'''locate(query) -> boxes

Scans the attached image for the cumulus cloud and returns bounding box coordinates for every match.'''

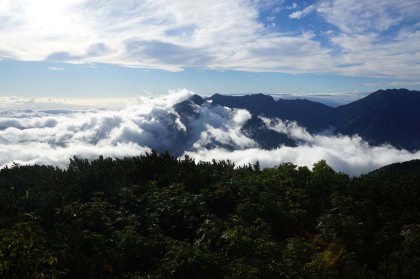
[1,90,419,176]
[0,89,256,168]
[0,90,187,168]
[186,117,420,176]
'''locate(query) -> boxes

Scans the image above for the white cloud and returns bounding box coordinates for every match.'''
[289,4,317,19]
[0,141,149,169]
[0,0,266,70]
[1,91,419,175]
[365,81,420,87]
[191,108,256,151]
[186,118,420,176]
[329,30,420,79]
[0,89,193,168]
[48,66,65,71]
[317,0,419,33]
[0,0,417,79]
[185,142,420,177]
[222,35,334,73]
[0,96,139,110]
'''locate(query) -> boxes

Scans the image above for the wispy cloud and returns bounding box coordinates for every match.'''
[365,81,420,87]
[0,0,418,78]
[0,96,139,110]
[316,0,419,33]
[289,4,317,19]
[48,66,65,71]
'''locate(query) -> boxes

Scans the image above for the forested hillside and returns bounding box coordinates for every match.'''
[1,153,419,278]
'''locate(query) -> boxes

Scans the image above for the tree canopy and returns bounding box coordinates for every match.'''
[0,153,419,278]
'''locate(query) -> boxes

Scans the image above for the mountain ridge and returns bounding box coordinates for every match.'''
[368,159,420,175]
[175,88,420,151]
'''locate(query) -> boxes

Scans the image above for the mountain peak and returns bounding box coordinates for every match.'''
[338,88,420,110]
[336,88,420,150]
[208,93,274,103]
[369,159,420,175]
[207,94,275,114]
[373,88,413,94]
[364,88,419,103]
[188,94,205,105]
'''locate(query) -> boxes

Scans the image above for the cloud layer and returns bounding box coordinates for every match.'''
[1,90,419,176]
[0,96,141,110]
[0,0,418,78]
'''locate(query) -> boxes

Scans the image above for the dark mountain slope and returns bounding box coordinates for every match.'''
[173,94,205,118]
[241,116,297,149]
[209,93,278,115]
[336,89,420,150]
[368,159,420,175]
[208,93,335,132]
[274,98,335,130]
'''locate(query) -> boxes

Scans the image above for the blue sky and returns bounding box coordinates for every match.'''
[0,0,419,100]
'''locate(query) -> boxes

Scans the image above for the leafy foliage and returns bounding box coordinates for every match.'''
[1,153,419,278]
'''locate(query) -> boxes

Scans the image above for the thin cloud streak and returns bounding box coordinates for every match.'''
[47,66,65,71]
[365,81,420,87]
[0,96,139,110]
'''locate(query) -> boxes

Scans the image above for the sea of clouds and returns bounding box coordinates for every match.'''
[1,89,419,176]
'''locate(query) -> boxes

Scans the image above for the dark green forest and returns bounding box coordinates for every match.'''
[0,152,419,278]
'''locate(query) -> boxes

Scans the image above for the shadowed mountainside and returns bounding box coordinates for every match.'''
[336,89,420,150]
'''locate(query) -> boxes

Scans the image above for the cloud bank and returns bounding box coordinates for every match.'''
[0,96,140,110]
[0,0,418,79]
[1,90,419,176]
[187,118,420,176]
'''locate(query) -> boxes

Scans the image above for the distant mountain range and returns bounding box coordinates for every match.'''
[174,88,420,151]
